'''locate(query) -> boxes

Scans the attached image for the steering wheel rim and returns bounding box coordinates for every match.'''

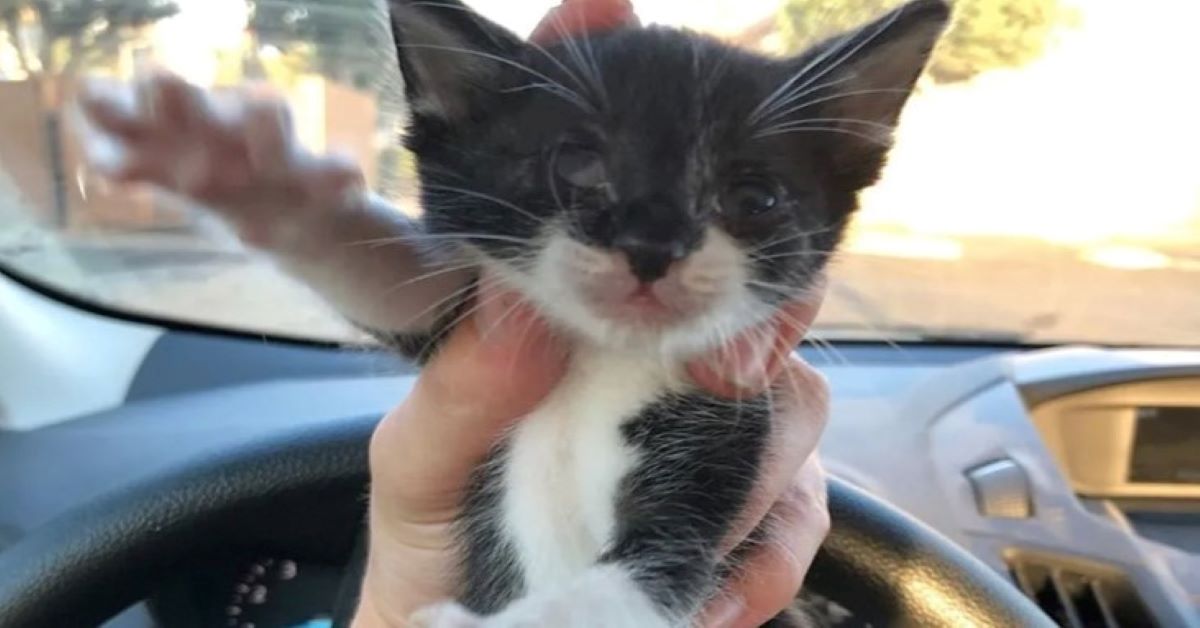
[0,415,1052,628]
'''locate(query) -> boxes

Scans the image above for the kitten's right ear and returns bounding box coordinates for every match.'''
[388,0,524,121]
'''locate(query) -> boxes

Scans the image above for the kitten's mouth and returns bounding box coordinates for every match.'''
[587,281,703,327]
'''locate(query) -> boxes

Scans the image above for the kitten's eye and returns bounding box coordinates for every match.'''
[723,178,779,216]
[555,145,607,189]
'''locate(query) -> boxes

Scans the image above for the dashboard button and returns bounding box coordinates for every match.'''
[966,458,1034,519]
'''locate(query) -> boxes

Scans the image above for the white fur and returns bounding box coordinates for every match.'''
[415,564,671,628]
[503,346,676,590]
[412,348,686,628]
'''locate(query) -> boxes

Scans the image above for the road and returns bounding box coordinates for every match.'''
[3,227,1197,350]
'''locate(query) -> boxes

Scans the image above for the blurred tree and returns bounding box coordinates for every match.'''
[248,0,408,200]
[0,0,178,78]
[777,0,1080,83]
[248,0,393,91]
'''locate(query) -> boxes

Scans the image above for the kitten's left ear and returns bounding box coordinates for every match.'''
[774,0,951,187]
[388,0,525,121]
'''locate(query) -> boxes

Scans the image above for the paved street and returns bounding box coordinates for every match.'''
[3,224,1197,350]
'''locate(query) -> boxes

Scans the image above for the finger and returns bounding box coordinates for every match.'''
[370,279,569,520]
[686,279,826,398]
[765,280,827,381]
[719,357,829,554]
[702,457,830,628]
[529,0,640,44]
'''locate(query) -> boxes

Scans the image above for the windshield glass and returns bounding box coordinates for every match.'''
[1,0,1197,346]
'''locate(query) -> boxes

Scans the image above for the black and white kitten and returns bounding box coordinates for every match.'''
[378,1,950,626]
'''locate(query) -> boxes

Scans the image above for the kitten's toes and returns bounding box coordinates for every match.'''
[409,601,483,628]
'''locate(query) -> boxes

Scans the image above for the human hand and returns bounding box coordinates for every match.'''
[354,281,570,627]
[353,283,830,628]
[692,292,832,628]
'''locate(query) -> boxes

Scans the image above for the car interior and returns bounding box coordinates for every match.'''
[1,0,1198,627]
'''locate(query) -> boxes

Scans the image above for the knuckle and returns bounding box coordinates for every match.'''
[789,365,830,428]
[809,499,832,538]
[781,469,830,533]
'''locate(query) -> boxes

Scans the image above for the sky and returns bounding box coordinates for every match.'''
[858,0,1200,249]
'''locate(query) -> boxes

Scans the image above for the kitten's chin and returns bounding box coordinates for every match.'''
[531,294,767,360]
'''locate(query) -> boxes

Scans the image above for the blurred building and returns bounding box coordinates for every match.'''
[0,2,382,235]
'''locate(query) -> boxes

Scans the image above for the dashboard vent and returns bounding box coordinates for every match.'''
[1007,553,1158,628]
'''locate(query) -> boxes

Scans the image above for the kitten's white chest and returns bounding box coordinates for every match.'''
[502,348,673,593]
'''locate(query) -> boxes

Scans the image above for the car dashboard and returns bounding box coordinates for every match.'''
[1,276,1198,627]
[147,555,344,628]
[818,345,1200,627]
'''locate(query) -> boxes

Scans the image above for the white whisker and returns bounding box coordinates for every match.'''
[352,232,534,248]
[751,75,856,128]
[758,87,913,129]
[756,116,896,137]
[422,182,549,227]
[749,4,903,125]
[752,125,890,145]
[387,279,479,328]
[397,42,596,113]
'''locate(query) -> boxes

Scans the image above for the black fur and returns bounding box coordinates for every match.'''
[605,393,772,616]
[381,0,949,624]
[457,446,526,613]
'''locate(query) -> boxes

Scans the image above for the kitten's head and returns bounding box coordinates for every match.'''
[390,0,948,353]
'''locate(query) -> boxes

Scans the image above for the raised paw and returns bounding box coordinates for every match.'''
[72,71,364,247]
[422,565,674,628]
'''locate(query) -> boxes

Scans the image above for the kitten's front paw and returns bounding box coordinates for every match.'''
[458,565,674,628]
[74,72,365,249]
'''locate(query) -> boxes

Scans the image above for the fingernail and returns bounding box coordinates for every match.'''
[708,595,747,628]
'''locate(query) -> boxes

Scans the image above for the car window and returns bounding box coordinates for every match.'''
[1,0,1197,345]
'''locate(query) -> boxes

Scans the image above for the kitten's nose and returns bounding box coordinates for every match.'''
[613,235,688,283]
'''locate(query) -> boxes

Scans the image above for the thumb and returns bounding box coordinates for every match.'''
[371,285,568,520]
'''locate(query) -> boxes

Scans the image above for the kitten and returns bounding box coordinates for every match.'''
[375,1,950,626]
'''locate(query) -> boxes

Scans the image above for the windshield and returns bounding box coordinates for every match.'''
[1,0,1197,346]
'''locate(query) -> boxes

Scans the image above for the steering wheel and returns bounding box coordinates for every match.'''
[0,415,1052,627]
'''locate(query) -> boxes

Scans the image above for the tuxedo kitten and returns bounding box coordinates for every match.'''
[381,1,949,625]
